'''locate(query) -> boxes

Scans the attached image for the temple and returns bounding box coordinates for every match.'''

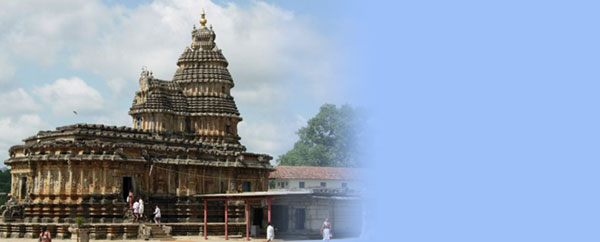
[0,10,274,239]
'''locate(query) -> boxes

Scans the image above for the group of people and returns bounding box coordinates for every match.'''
[127,191,161,225]
[37,191,332,242]
[266,218,332,242]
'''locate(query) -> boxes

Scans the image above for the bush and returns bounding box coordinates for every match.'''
[74,217,87,227]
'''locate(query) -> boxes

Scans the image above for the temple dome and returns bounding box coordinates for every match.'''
[191,9,216,51]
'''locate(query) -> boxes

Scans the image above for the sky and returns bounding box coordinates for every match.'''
[0,0,354,166]
[353,1,600,241]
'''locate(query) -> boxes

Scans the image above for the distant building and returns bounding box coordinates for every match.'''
[266,166,363,238]
[269,166,362,192]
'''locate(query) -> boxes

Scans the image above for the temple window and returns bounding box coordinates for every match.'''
[136,117,142,128]
[299,181,305,188]
[320,182,326,187]
[243,181,251,192]
[185,118,191,133]
[20,176,27,199]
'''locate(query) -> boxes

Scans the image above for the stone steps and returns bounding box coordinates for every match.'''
[144,223,173,240]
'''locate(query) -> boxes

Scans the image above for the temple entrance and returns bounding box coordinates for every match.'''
[295,208,305,230]
[272,205,289,232]
[122,177,133,200]
[253,208,263,226]
[20,176,27,199]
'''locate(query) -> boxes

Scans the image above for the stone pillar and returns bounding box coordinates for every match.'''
[202,167,205,194]
[67,163,73,196]
[102,162,108,195]
[168,169,172,194]
[56,225,69,239]
[79,166,85,195]
[57,167,63,194]
[91,165,96,195]
[45,169,51,195]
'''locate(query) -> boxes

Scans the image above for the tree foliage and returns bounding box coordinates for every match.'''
[0,168,10,205]
[277,104,363,167]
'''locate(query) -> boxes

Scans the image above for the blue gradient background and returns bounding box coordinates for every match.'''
[350,1,600,241]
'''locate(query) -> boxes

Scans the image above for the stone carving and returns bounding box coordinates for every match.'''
[138,224,152,240]
[123,207,135,222]
[0,202,25,221]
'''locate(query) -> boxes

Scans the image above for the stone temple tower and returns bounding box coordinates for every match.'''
[130,9,241,144]
[1,10,273,239]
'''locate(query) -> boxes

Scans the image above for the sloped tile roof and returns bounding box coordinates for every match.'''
[269,166,359,180]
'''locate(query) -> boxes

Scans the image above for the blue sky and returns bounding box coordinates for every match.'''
[353,1,600,241]
[0,0,354,165]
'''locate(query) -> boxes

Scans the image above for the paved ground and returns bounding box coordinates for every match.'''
[0,236,361,242]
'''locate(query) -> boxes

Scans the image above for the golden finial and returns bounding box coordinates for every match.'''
[200,8,207,26]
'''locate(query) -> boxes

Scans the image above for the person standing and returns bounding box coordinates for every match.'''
[139,198,145,220]
[133,200,140,222]
[321,218,332,242]
[39,226,51,242]
[153,205,161,225]
[266,222,274,242]
[127,190,134,209]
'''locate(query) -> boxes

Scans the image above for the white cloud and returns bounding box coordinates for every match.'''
[63,0,335,101]
[0,114,46,144]
[0,0,114,66]
[0,0,341,157]
[238,114,306,159]
[238,121,291,156]
[107,77,126,94]
[0,88,38,115]
[33,77,105,115]
[231,84,285,106]
[0,54,15,85]
[90,108,132,127]
[0,114,49,166]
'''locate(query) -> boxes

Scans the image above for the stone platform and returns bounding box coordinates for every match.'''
[0,222,247,239]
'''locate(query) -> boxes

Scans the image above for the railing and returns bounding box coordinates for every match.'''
[268,187,361,195]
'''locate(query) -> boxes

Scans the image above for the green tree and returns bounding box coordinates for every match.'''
[0,168,10,205]
[277,104,363,167]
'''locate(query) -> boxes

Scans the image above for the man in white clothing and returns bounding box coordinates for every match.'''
[132,201,140,222]
[266,222,274,242]
[321,218,332,242]
[153,205,161,225]
[139,199,144,219]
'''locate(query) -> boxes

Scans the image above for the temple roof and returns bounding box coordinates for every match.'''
[129,12,241,120]
[7,123,272,168]
[269,166,360,180]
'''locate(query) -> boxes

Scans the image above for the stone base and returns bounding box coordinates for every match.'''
[0,222,247,239]
[56,232,68,239]
[106,233,117,240]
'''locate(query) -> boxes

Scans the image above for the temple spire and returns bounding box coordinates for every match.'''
[200,8,207,27]
[191,9,216,51]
